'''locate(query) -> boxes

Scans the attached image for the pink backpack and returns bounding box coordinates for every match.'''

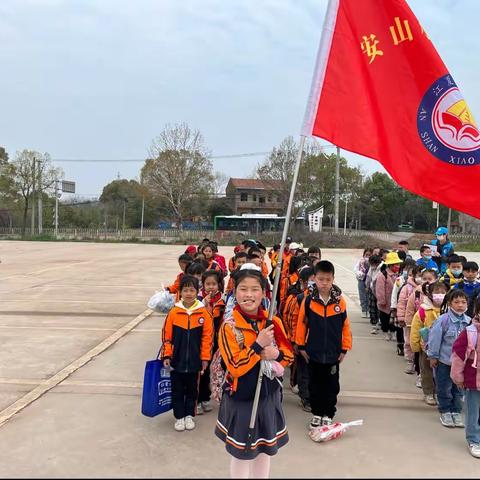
[465,324,478,369]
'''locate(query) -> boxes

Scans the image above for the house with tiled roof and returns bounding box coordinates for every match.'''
[225,178,285,215]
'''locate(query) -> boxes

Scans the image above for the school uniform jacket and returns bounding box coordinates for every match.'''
[218,308,294,400]
[295,285,352,364]
[161,300,213,373]
[166,272,184,295]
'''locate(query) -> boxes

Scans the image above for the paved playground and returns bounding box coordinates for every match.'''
[1,241,480,478]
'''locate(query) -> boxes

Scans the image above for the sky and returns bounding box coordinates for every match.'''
[0,0,478,198]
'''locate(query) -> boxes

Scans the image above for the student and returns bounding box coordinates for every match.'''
[226,252,248,293]
[161,275,214,432]
[410,281,448,406]
[198,270,226,415]
[455,262,480,317]
[397,240,412,261]
[428,289,470,428]
[375,252,402,341]
[354,248,373,318]
[280,255,305,308]
[187,262,207,294]
[166,254,193,299]
[432,227,455,274]
[268,244,281,283]
[255,242,270,279]
[307,246,321,261]
[201,243,223,274]
[366,255,383,334]
[295,261,352,428]
[450,297,480,458]
[283,266,315,412]
[397,265,423,374]
[416,246,439,272]
[440,254,464,289]
[210,241,227,274]
[215,269,293,478]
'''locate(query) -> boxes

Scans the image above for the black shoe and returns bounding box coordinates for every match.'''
[396,344,405,356]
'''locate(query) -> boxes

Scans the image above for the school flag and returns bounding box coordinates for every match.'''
[302,0,480,219]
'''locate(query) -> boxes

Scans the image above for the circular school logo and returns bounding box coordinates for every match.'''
[417,74,480,166]
[199,317,205,325]
[334,305,341,313]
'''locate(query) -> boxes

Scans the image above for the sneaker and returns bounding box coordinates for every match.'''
[370,327,378,335]
[322,417,333,426]
[309,415,322,429]
[468,443,480,458]
[424,394,437,406]
[383,332,390,341]
[300,399,312,412]
[196,404,204,415]
[291,385,299,395]
[185,415,195,430]
[362,311,369,318]
[415,375,422,389]
[201,401,213,413]
[404,361,415,375]
[452,412,465,428]
[440,412,455,428]
[174,418,185,432]
[397,345,405,356]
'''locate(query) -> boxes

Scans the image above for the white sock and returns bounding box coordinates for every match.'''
[250,453,271,479]
[230,457,250,479]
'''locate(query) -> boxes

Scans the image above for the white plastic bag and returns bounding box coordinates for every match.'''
[309,419,363,443]
[147,287,176,313]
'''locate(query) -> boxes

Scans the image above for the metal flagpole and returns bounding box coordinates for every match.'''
[334,147,340,233]
[245,134,307,451]
[55,179,59,239]
[140,197,145,238]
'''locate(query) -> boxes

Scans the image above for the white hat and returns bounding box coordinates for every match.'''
[289,242,303,251]
[240,263,262,272]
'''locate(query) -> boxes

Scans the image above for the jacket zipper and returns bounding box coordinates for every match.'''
[186,312,191,373]
[323,302,328,364]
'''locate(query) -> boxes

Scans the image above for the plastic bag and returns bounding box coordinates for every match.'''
[147,287,176,313]
[309,419,363,443]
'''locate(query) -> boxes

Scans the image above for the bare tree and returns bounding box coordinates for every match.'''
[11,150,63,236]
[141,123,215,226]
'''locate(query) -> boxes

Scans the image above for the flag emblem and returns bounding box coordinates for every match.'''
[417,74,480,165]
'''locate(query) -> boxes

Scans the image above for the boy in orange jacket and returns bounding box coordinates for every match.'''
[295,261,352,429]
[162,275,213,432]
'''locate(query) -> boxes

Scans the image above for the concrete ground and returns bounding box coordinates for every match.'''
[1,241,480,478]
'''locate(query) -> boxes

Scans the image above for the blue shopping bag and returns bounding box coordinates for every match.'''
[141,349,172,417]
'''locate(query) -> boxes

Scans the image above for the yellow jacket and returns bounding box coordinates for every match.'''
[410,302,440,353]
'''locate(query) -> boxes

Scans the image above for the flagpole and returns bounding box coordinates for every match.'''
[245,134,307,451]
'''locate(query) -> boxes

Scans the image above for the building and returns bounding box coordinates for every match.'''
[225,178,285,215]
[459,213,480,234]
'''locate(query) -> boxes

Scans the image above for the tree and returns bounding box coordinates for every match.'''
[140,123,215,226]
[9,150,63,236]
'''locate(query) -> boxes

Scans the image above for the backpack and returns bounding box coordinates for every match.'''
[465,324,479,369]
[209,318,244,403]
[418,310,446,349]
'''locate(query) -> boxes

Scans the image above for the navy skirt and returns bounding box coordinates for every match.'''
[215,388,288,460]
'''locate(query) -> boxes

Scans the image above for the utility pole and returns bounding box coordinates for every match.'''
[31,158,36,235]
[343,197,348,235]
[140,196,145,238]
[54,179,60,238]
[447,207,452,232]
[122,199,127,231]
[334,147,340,233]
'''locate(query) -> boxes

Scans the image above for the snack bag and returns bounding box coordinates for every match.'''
[309,420,363,443]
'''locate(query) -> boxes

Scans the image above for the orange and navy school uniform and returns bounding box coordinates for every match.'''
[207,258,224,275]
[217,306,293,400]
[261,261,269,279]
[201,291,226,345]
[161,300,214,372]
[228,256,236,274]
[280,272,299,310]
[282,286,306,343]
[295,285,352,364]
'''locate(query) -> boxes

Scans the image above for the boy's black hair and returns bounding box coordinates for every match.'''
[179,274,199,292]
[247,253,261,261]
[458,255,468,266]
[399,240,409,246]
[314,260,335,276]
[368,254,382,267]
[202,269,225,292]
[242,240,257,250]
[234,251,248,260]
[441,288,469,314]
[420,245,432,254]
[447,254,462,265]
[234,269,267,291]
[248,246,262,256]
[256,241,266,252]
[299,266,314,282]
[464,261,479,272]
[178,253,193,263]
[272,243,281,252]
[289,255,304,275]
[397,250,407,262]
[307,246,321,256]
[187,261,207,275]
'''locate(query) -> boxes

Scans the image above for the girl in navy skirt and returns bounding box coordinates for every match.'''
[215,269,293,478]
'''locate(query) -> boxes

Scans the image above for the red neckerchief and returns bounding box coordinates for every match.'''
[234,304,266,322]
[202,290,222,305]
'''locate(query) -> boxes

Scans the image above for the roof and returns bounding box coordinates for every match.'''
[227,178,285,190]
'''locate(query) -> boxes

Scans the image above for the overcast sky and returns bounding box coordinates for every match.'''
[0,0,478,198]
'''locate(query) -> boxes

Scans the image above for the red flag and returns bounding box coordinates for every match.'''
[302,0,480,219]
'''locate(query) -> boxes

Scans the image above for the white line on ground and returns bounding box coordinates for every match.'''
[0,308,153,428]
